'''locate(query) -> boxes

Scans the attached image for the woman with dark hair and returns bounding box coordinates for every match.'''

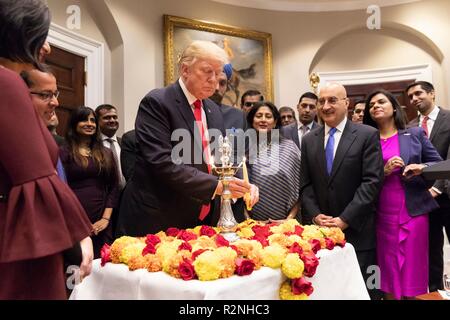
[60,107,120,258]
[246,101,301,221]
[0,0,93,299]
[363,89,442,299]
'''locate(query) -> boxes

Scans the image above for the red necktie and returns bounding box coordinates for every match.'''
[193,99,211,221]
[421,116,429,137]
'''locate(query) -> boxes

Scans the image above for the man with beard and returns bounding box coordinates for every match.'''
[407,81,450,292]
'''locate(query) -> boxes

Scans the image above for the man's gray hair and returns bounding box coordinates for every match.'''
[178,40,229,73]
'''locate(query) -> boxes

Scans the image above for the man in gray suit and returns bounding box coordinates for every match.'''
[282,92,320,149]
[300,83,384,299]
[407,81,450,292]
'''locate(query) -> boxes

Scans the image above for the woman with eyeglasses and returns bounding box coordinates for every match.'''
[60,107,120,259]
[246,101,301,222]
[0,0,93,299]
[363,89,442,300]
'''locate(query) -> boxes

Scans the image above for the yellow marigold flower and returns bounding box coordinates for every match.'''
[155,231,169,241]
[110,236,142,263]
[215,247,237,278]
[269,225,284,234]
[156,239,183,265]
[189,235,217,252]
[145,254,162,272]
[236,227,255,239]
[262,244,286,269]
[279,281,308,300]
[128,255,148,271]
[193,251,222,281]
[120,242,146,264]
[163,251,191,278]
[268,233,289,248]
[233,239,262,257]
[282,253,304,279]
[286,235,303,247]
[302,225,324,240]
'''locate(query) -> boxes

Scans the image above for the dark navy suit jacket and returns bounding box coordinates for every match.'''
[397,127,442,216]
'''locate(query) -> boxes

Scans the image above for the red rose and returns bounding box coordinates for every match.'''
[302,253,319,277]
[294,225,304,236]
[145,234,161,246]
[337,240,347,248]
[251,235,269,247]
[200,225,217,237]
[215,235,230,247]
[166,227,181,237]
[177,230,198,242]
[192,249,208,260]
[325,238,335,250]
[252,225,272,238]
[289,242,303,257]
[178,241,192,252]
[142,243,156,255]
[235,258,255,276]
[100,243,111,267]
[178,258,196,281]
[309,239,321,254]
[291,277,314,296]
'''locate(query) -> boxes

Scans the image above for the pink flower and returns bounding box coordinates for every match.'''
[178,258,196,281]
[166,227,181,237]
[301,253,320,277]
[252,225,272,238]
[177,230,198,242]
[145,234,161,246]
[100,243,111,267]
[215,235,229,247]
[200,225,217,237]
[178,241,192,252]
[309,239,321,254]
[325,238,336,250]
[235,258,255,276]
[289,242,304,257]
[142,243,156,255]
[291,277,314,296]
[251,235,269,247]
[294,225,304,236]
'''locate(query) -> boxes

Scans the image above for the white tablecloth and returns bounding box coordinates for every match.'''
[70,243,369,300]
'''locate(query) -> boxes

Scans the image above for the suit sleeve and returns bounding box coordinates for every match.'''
[339,130,384,231]
[120,132,136,182]
[300,135,322,223]
[135,93,218,203]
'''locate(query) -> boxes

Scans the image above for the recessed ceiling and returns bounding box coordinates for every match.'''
[210,0,422,12]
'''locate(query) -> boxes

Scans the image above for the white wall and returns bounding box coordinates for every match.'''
[46,0,450,131]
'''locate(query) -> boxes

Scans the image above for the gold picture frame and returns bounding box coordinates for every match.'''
[164,15,273,106]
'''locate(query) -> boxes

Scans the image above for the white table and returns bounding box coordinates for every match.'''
[70,243,369,300]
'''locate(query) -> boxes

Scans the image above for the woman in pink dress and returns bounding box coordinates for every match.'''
[363,89,442,299]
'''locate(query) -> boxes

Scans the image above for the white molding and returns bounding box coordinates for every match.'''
[211,0,421,12]
[47,23,104,108]
[317,64,432,90]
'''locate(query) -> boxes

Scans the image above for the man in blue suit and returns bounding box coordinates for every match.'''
[117,41,258,236]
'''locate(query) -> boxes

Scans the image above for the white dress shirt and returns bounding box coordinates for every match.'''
[324,117,348,158]
[297,121,314,147]
[419,105,439,136]
[101,133,125,187]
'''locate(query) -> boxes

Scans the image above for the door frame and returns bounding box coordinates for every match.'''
[317,64,432,88]
[47,23,105,108]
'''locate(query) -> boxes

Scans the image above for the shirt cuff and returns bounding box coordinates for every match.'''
[431,186,442,195]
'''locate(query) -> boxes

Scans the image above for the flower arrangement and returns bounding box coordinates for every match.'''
[101,219,346,300]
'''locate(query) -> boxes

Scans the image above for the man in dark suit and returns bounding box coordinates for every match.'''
[406,81,450,292]
[282,92,320,149]
[116,41,257,237]
[300,83,384,299]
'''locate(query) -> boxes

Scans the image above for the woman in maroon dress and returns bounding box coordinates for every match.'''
[60,107,120,258]
[0,0,93,299]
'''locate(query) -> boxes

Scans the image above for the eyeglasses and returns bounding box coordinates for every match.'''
[318,96,347,107]
[218,80,227,86]
[244,102,256,108]
[354,109,364,114]
[30,90,60,101]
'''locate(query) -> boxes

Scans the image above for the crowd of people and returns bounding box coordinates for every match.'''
[1,0,450,301]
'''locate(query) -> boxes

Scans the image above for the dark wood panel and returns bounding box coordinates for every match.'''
[345,80,417,122]
[44,46,85,137]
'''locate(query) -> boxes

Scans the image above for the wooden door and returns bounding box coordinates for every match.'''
[345,80,417,122]
[44,46,85,137]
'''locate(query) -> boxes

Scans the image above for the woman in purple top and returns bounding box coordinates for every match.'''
[60,106,120,258]
[363,89,442,299]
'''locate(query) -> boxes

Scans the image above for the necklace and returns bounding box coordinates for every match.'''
[80,146,92,157]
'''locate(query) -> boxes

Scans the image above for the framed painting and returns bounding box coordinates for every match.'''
[164,15,273,107]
